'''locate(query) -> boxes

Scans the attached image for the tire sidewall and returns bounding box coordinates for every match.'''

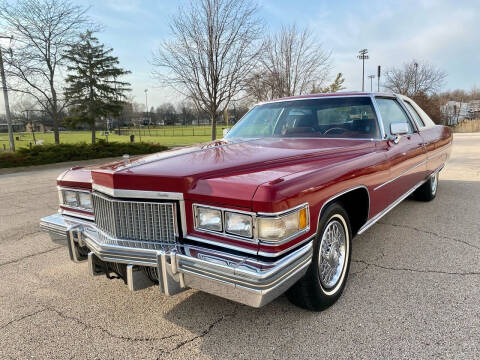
[430,172,438,197]
[311,203,352,301]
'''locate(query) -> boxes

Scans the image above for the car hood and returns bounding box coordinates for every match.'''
[59,138,374,207]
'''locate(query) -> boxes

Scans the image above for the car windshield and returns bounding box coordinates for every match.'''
[226,97,380,139]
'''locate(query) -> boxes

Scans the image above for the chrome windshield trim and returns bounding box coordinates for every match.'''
[229,94,384,141]
[371,94,387,139]
[260,94,374,105]
[226,136,380,141]
[92,184,184,200]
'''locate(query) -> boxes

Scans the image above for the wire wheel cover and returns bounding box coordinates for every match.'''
[319,219,347,289]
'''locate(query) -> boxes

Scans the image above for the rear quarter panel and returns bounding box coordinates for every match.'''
[421,125,453,172]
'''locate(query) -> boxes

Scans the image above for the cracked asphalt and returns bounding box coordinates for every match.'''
[1,133,479,359]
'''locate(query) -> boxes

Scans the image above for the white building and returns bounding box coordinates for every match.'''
[441,101,469,125]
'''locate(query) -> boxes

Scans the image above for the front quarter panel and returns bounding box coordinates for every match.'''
[253,143,387,256]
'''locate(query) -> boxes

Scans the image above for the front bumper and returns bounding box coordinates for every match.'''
[40,213,313,307]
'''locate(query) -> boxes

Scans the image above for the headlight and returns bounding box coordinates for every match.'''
[78,192,92,209]
[225,212,252,238]
[63,190,79,207]
[61,189,92,210]
[258,206,308,242]
[196,206,222,232]
[193,203,308,242]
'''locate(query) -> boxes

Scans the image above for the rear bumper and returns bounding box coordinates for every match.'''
[40,213,313,307]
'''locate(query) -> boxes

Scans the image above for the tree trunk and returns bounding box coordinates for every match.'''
[52,112,60,144]
[50,82,60,144]
[91,121,96,144]
[211,113,217,141]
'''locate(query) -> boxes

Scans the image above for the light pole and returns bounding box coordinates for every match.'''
[144,89,149,124]
[368,75,375,92]
[377,65,381,92]
[0,35,14,151]
[357,49,369,92]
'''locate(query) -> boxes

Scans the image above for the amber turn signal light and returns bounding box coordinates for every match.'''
[299,208,308,229]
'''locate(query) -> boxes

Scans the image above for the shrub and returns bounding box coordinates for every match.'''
[0,141,169,168]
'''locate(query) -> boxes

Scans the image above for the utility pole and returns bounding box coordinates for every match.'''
[0,35,14,151]
[368,75,375,92]
[377,65,381,92]
[357,49,369,92]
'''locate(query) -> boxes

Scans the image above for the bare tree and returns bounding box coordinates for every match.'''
[152,0,263,140]
[250,24,331,102]
[0,0,91,144]
[244,71,279,103]
[384,60,446,97]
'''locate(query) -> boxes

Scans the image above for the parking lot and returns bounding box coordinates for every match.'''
[0,133,479,359]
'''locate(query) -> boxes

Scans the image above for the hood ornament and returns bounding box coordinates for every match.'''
[122,154,130,165]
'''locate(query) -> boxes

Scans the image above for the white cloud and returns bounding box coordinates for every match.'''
[307,0,480,91]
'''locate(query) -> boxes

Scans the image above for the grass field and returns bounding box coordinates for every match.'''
[0,126,227,151]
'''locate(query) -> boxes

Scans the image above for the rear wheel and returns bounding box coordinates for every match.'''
[414,172,438,202]
[287,203,351,311]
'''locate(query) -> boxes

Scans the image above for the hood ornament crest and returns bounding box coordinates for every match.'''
[122,154,130,165]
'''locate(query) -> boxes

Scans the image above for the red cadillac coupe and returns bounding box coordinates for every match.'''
[41,92,452,310]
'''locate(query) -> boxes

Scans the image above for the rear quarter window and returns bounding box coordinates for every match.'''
[404,101,425,127]
[400,96,436,128]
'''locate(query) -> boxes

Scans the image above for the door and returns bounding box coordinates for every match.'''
[373,97,427,206]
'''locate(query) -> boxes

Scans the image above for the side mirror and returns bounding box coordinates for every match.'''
[390,122,409,143]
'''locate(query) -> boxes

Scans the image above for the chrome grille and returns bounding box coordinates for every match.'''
[92,192,176,249]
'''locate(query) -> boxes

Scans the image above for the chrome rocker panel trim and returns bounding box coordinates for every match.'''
[39,213,313,308]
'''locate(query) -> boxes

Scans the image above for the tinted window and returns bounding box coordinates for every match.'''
[376,98,414,137]
[226,97,380,139]
[404,101,425,127]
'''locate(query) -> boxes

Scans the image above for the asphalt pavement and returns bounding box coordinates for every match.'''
[0,133,479,359]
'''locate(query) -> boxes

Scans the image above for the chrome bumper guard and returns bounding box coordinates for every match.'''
[40,213,313,307]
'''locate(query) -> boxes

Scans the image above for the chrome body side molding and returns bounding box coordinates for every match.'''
[358,166,443,235]
[373,160,427,191]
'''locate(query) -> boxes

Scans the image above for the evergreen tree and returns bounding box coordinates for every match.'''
[64,31,131,143]
[311,73,346,94]
[326,73,346,93]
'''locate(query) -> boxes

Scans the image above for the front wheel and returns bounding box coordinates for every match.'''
[287,203,352,311]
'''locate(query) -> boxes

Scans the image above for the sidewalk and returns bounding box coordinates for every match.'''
[0,156,121,175]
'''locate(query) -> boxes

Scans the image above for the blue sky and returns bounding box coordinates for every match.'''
[2,0,480,111]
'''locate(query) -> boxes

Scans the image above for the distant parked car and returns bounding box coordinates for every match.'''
[41,92,452,310]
